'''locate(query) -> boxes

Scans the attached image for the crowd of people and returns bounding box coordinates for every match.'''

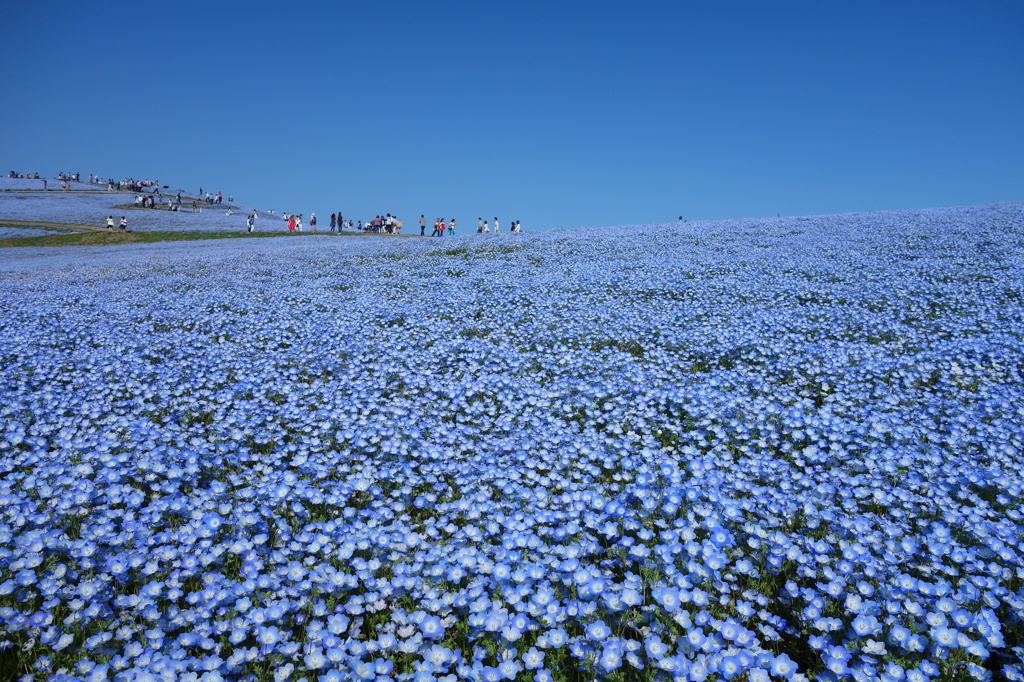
[361,214,402,234]
[15,166,534,238]
[113,177,160,192]
[200,191,226,204]
[422,217,456,236]
[271,212,524,236]
[329,214,352,231]
[475,217,522,233]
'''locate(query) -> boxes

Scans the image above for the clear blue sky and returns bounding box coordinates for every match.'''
[4,1,1022,230]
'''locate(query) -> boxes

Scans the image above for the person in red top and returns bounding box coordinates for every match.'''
[288,215,296,231]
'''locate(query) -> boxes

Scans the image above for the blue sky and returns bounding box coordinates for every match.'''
[3,1,1022,230]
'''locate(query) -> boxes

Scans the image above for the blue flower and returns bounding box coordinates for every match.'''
[771,653,798,680]
[420,615,445,640]
[585,620,610,641]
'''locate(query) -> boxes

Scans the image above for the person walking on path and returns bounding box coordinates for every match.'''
[310,212,318,233]
[296,214,303,232]
[449,219,455,236]
[420,215,426,236]
[247,213,255,233]
[288,215,296,231]
[330,213,337,232]
[494,217,500,234]
[477,217,483,233]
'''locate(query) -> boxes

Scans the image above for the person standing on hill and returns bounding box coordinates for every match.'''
[420,215,426,236]
[119,216,127,232]
[449,219,455,236]
[310,212,318,233]
[288,215,296,231]
[106,216,114,231]
[330,213,337,232]
[477,217,483,233]
[247,214,255,232]
[494,217,500,234]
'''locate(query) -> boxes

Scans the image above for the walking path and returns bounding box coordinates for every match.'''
[0,219,104,232]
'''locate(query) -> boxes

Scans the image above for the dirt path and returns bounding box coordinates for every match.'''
[0,219,106,232]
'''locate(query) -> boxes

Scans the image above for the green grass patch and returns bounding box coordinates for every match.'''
[0,229,342,248]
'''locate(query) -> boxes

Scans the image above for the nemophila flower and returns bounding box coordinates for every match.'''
[862,639,888,656]
[932,626,960,647]
[483,611,507,633]
[420,615,445,640]
[257,625,282,647]
[689,656,711,682]
[905,668,928,682]
[687,628,707,648]
[652,586,681,612]
[852,614,882,637]
[747,667,771,682]
[597,639,623,672]
[771,653,798,680]
[424,644,454,668]
[586,620,611,641]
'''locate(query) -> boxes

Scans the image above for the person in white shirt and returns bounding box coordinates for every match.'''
[494,217,499,233]
[482,220,490,233]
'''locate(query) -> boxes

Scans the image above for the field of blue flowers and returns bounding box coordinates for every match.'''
[1,204,1023,682]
